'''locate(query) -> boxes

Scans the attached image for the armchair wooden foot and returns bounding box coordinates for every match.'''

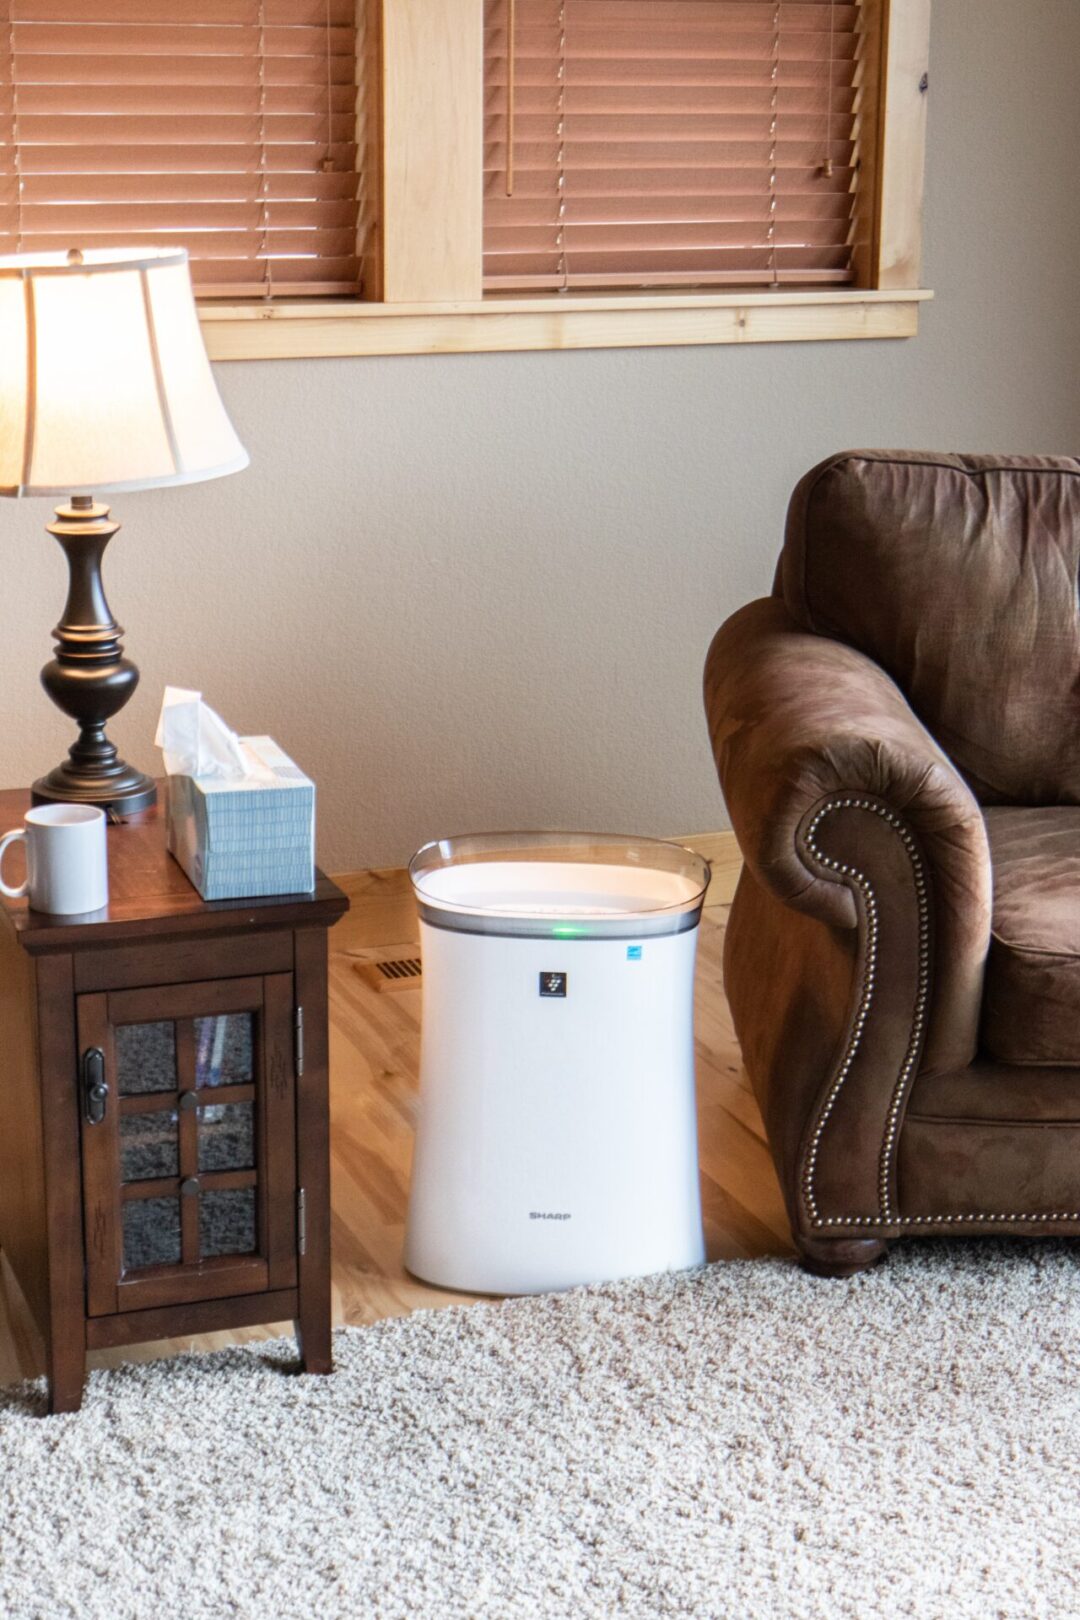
[796,1236,889,1278]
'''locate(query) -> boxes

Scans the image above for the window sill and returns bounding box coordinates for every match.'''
[198,287,933,362]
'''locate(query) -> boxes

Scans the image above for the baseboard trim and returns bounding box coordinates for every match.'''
[672,830,741,907]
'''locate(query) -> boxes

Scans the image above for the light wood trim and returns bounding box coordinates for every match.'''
[200,288,930,361]
[874,0,932,289]
[379,0,483,302]
[357,0,383,302]
[675,831,742,908]
[849,0,886,291]
[194,0,932,356]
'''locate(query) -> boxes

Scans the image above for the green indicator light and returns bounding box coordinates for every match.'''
[552,925,585,938]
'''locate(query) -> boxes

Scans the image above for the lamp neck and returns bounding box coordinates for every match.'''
[47,497,122,645]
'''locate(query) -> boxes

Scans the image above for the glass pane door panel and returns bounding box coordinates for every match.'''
[200,1188,257,1257]
[197,1102,255,1172]
[115,1021,177,1095]
[122,1197,181,1269]
[120,1109,179,1181]
[195,1013,254,1088]
[79,974,296,1314]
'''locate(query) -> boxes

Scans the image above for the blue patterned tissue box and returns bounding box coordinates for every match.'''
[165,736,315,901]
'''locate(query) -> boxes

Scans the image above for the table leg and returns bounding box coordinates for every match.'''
[46,1337,85,1414]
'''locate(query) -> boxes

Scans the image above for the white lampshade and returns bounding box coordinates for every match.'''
[0,247,248,497]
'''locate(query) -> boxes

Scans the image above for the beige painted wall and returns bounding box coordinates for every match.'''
[2,0,1078,872]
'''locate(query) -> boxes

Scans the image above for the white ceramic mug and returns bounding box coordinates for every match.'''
[0,804,109,915]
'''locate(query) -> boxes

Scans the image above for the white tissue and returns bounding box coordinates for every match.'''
[155,687,250,780]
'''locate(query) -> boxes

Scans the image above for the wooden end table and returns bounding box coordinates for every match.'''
[0,785,348,1413]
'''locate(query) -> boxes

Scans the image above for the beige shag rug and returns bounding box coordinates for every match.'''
[1,1244,1078,1620]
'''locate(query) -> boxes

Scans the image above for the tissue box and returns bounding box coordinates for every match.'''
[166,737,315,901]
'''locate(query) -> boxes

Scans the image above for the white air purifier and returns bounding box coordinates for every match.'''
[404,832,709,1295]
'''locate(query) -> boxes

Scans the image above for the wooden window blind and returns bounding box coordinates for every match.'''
[0,0,362,297]
[483,0,865,292]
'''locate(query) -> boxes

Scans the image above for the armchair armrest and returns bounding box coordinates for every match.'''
[704,596,992,1081]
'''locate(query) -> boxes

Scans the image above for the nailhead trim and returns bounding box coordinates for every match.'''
[800,797,1080,1233]
[801,796,929,1227]
[813,1210,1080,1227]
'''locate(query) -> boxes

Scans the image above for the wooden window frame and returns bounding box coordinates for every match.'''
[199,0,932,362]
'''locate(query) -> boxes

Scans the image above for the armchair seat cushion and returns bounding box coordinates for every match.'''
[982,807,1080,1065]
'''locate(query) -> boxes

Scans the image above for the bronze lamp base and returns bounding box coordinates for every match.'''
[32,496,157,816]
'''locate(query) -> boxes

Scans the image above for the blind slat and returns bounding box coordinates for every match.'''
[14,168,357,202]
[484,266,851,289]
[9,54,355,87]
[10,226,359,255]
[484,142,855,169]
[5,1,356,26]
[483,0,866,293]
[20,198,358,230]
[1,1,363,298]
[483,166,858,197]
[5,23,358,56]
[17,113,359,143]
[11,85,358,116]
[501,0,856,18]
[489,254,852,273]
[486,87,858,110]
[497,37,859,61]
[486,113,855,137]
[485,193,854,222]
[486,218,852,246]
[14,143,359,175]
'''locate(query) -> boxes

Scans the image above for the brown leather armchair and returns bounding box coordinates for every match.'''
[704,451,1080,1275]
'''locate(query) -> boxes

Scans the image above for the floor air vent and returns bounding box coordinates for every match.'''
[353,957,423,993]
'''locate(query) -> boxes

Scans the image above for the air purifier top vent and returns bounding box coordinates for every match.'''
[409,832,710,941]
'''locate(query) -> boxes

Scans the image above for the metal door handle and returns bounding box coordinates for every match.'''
[82,1047,108,1125]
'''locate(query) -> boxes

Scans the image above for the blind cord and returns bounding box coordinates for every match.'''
[322,0,334,173]
[505,0,515,196]
[6,2,23,251]
[556,0,568,291]
[256,0,275,300]
[767,1,781,288]
[822,0,835,177]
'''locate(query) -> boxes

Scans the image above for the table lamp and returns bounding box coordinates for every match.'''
[0,247,248,815]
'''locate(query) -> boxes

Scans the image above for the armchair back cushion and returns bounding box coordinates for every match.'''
[776,452,1080,805]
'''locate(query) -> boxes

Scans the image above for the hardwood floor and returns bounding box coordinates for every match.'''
[0,832,792,1384]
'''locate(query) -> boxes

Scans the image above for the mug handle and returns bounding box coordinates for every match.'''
[0,828,29,899]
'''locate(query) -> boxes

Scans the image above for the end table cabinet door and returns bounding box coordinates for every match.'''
[78,974,299,1317]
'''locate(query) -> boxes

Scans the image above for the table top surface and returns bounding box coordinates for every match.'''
[0,785,348,953]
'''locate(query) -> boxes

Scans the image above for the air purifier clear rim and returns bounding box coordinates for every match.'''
[409,830,711,940]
